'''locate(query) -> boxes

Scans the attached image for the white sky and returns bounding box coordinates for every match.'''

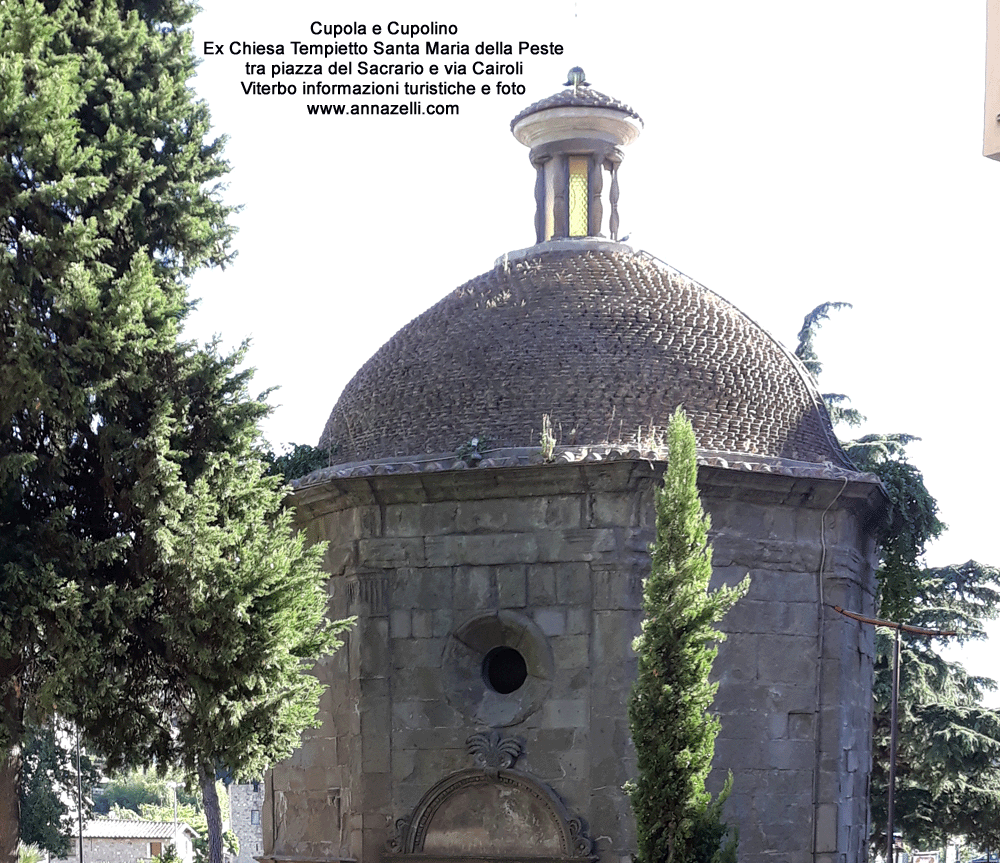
[184,1,1000,697]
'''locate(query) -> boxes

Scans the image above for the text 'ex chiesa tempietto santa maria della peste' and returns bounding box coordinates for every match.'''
[261,70,887,863]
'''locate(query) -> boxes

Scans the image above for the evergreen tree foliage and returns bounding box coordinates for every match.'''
[794,305,1000,855]
[794,301,853,378]
[627,410,748,863]
[2,0,234,856]
[95,767,200,816]
[261,442,330,481]
[796,306,946,618]
[18,720,99,858]
[794,302,864,426]
[1,3,348,862]
[870,561,1000,854]
[820,392,866,430]
[844,434,945,621]
[61,342,353,863]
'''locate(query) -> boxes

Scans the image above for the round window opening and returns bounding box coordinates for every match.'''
[482,646,528,694]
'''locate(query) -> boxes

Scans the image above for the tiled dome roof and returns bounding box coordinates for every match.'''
[320,246,850,468]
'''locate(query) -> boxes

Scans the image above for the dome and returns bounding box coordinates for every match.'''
[510,83,642,130]
[319,245,849,468]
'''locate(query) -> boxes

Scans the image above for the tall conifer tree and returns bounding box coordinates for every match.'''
[869,563,1000,854]
[795,306,1000,855]
[68,342,352,863]
[2,0,232,854]
[627,410,747,863]
[1,3,345,861]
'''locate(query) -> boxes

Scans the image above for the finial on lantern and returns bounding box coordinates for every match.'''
[564,67,589,89]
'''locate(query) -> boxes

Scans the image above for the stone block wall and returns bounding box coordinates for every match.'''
[61,838,158,863]
[58,831,196,863]
[230,782,265,863]
[265,459,882,863]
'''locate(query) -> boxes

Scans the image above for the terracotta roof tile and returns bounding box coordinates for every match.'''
[320,247,851,469]
[82,821,197,839]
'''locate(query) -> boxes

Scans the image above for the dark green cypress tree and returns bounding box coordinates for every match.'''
[68,342,352,863]
[627,410,748,863]
[0,3,344,862]
[2,0,232,855]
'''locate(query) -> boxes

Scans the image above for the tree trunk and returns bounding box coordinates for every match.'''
[1,666,23,863]
[198,761,224,863]
[0,746,20,863]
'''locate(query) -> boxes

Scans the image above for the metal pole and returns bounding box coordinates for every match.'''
[886,627,900,863]
[75,725,84,863]
[832,606,956,863]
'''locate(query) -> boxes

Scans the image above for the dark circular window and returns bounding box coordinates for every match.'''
[443,611,553,726]
[482,646,528,694]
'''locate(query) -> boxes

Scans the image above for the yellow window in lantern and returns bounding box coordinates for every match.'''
[568,157,589,237]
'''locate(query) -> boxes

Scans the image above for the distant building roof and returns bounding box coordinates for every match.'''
[83,820,198,840]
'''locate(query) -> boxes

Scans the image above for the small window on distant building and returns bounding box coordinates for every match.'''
[149,843,163,858]
[250,810,261,825]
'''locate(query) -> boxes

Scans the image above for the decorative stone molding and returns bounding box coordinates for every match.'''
[386,817,411,856]
[384,769,595,860]
[441,611,554,728]
[345,575,388,614]
[466,730,524,774]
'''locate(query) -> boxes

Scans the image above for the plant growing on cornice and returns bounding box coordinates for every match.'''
[540,415,556,462]
[456,435,492,466]
[627,409,748,863]
[630,424,667,454]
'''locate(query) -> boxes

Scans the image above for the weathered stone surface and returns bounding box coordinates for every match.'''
[497,564,527,606]
[425,533,539,566]
[527,564,559,604]
[392,568,453,610]
[533,607,567,636]
[555,563,593,604]
[592,568,643,611]
[391,637,447,670]
[452,565,495,609]
[268,460,883,863]
[357,537,425,568]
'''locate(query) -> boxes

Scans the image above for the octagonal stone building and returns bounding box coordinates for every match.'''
[262,73,885,863]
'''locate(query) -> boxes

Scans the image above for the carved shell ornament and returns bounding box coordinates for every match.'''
[466,730,524,770]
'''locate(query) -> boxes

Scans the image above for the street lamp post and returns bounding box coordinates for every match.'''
[166,781,179,859]
[75,724,83,863]
[833,606,957,863]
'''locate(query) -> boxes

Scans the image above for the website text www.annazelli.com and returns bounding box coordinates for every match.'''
[306,101,459,115]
